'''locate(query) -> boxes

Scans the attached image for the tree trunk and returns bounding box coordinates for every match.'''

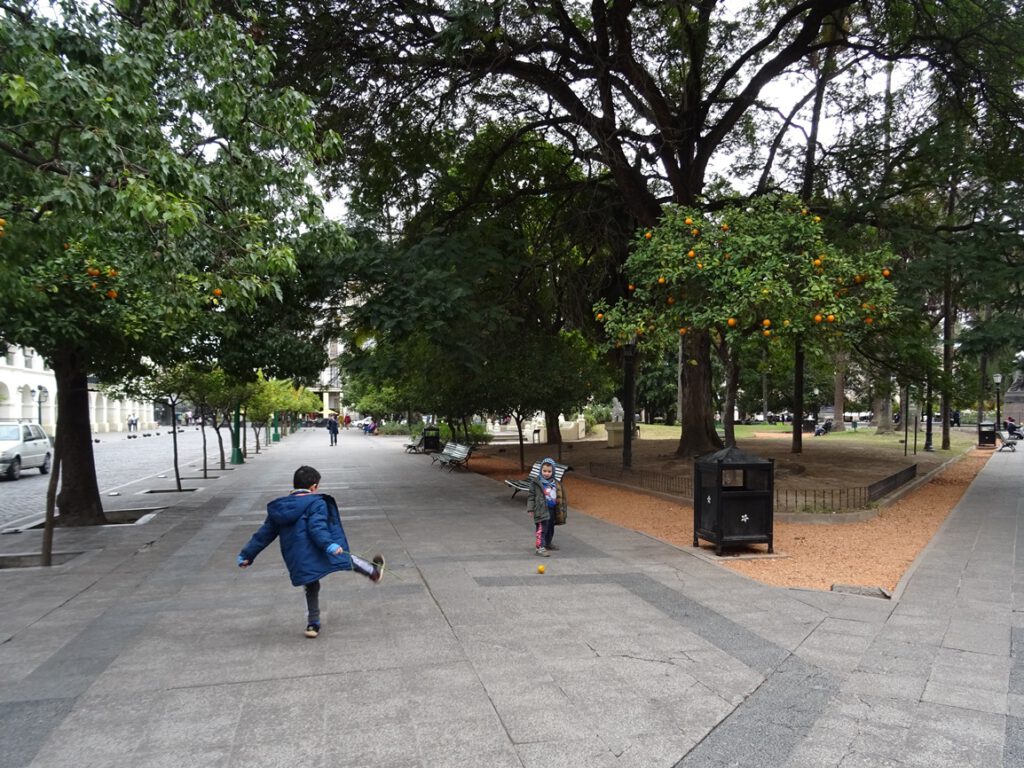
[941,259,953,449]
[791,337,805,454]
[722,354,739,447]
[52,348,107,525]
[42,429,61,565]
[513,412,527,470]
[200,418,209,479]
[874,379,894,434]
[169,401,182,491]
[832,351,848,432]
[675,330,723,457]
[544,411,562,445]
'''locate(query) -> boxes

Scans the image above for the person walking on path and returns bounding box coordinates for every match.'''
[527,457,565,557]
[326,414,339,446]
[343,413,351,430]
[237,465,385,638]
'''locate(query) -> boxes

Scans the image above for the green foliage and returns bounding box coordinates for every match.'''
[596,196,899,351]
[0,0,331,373]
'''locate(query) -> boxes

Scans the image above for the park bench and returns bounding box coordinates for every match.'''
[996,430,1018,452]
[430,442,458,465]
[436,443,473,471]
[404,434,425,453]
[505,459,572,499]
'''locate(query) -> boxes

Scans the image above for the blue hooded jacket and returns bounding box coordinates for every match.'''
[239,492,352,586]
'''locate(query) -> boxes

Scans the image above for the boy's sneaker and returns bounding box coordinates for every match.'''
[369,553,385,583]
[304,623,320,639]
[536,547,550,557]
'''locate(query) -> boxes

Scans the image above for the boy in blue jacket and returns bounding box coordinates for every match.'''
[238,465,384,638]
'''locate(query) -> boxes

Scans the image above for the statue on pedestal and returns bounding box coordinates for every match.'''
[611,397,624,422]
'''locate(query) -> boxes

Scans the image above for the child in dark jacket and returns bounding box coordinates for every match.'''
[238,465,384,638]
[527,457,563,557]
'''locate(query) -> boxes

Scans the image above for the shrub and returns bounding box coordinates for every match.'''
[584,402,613,434]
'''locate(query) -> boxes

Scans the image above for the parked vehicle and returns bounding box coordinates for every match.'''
[0,421,53,480]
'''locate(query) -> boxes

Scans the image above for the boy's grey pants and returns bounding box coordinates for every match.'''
[303,555,375,624]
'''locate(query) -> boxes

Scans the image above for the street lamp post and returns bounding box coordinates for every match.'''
[623,340,636,469]
[994,372,1003,431]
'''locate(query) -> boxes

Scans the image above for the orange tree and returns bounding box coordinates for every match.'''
[595,195,899,450]
[0,2,331,524]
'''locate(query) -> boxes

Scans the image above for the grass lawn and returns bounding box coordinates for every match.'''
[604,420,979,455]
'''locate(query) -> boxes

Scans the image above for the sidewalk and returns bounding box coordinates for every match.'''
[0,428,1020,767]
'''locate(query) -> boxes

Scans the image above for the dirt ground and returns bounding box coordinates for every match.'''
[469,431,992,593]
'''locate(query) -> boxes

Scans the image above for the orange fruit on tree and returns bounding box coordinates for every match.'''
[882,268,891,277]
[727,317,737,327]
[87,266,100,276]
[696,262,704,269]
[691,228,699,236]
[667,296,675,305]
[596,312,604,321]
[763,329,771,337]
[657,276,666,284]
[213,287,223,296]
[762,319,771,327]
[854,274,863,283]
[90,282,98,290]
[864,317,874,324]
[813,215,821,222]
[687,250,695,258]
[814,313,823,323]
[812,258,822,267]
[684,217,693,225]
[678,327,688,336]
[783,319,791,327]
[721,223,729,231]
[826,314,835,322]
[106,289,118,299]
[644,231,652,240]
[107,268,118,277]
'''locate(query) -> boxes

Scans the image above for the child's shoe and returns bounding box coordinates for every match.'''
[546,543,559,551]
[535,547,550,557]
[304,623,320,638]
[369,553,385,583]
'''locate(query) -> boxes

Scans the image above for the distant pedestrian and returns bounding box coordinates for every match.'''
[343,413,351,430]
[326,414,339,446]
[527,457,565,557]
[237,465,385,638]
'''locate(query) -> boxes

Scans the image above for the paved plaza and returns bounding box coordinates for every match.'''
[0,427,1021,767]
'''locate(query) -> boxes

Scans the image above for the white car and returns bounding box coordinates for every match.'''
[0,422,52,480]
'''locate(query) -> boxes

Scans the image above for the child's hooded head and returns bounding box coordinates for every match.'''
[540,458,556,481]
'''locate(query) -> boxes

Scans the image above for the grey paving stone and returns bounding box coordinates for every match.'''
[2,429,1022,768]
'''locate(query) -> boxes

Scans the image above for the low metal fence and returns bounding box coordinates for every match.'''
[588,463,693,497]
[587,462,919,512]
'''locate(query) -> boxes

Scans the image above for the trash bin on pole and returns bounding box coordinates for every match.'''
[422,426,441,452]
[693,446,774,556]
[978,421,996,447]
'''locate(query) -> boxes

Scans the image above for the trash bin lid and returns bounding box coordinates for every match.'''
[695,445,772,467]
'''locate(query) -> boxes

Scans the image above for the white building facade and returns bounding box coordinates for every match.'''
[0,345,155,434]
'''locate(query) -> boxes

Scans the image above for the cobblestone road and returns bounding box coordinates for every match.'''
[0,427,233,528]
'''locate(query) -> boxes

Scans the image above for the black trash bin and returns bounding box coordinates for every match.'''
[693,446,774,555]
[978,421,996,447]
[802,418,816,433]
[422,426,441,452]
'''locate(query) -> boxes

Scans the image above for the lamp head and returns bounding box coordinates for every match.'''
[994,373,1003,385]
